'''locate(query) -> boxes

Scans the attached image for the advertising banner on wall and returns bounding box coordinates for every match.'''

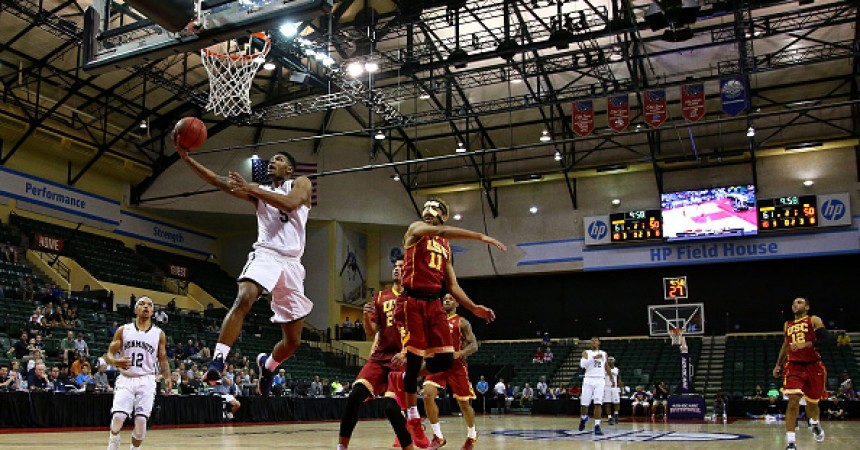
[583,216,611,246]
[114,211,215,256]
[0,167,120,225]
[817,193,851,227]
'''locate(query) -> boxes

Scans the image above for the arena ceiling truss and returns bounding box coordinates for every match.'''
[0,0,858,216]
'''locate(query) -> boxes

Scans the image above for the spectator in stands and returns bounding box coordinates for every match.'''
[58,364,73,387]
[74,332,88,357]
[542,332,551,347]
[836,331,851,347]
[272,369,287,396]
[653,381,669,419]
[186,363,198,380]
[554,383,565,399]
[21,276,34,303]
[28,361,49,391]
[26,312,43,340]
[8,360,25,391]
[310,375,323,396]
[70,352,91,376]
[75,364,94,388]
[568,384,581,398]
[179,372,197,395]
[154,307,168,325]
[752,384,765,399]
[475,375,489,413]
[33,335,45,356]
[47,366,65,392]
[543,346,554,364]
[494,378,507,414]
[536,377,548,398]
[60,330,75,364]
[839,371,855,400]
[532,346,544,364]
[48,304,65,328]
[521,383,534,407]
[713,392,728,420]
[7,333,29,360]
[331,378,344,396]
[167,298,176,312]
[93,364,112,392]
[2,241,18,263]
[50,284,64,300]
[129,293,136,309]
[825,394,847,419]
[64,305,79,328]
[631,386,651,417]
[198,342,211,360]
[0,364,15,391]
[184,339,198,360]
[107,321,119,337]
[341,316,353,339]
[96,355,117,379]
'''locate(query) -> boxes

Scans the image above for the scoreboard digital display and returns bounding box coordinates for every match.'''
[610,210,662,242]
[757,195,817,230]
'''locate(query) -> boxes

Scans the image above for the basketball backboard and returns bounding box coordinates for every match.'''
[648,303,705,337]
[83,0,332,73]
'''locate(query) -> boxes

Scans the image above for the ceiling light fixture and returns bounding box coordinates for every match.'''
[139,119,148,129]
[455,142,466,153]
[611,198,621,205]
[347,62,364,77]
[510,76,523,84]
[746,126,756,137]
[263,61,276,71]
[554,151,562,161]
[529,206,539,214]
[419,91,431,100]
[279,22,298,37]
[391,173,400,181]
[321,55,335,67]
[375,130,385,140]
[251,154,259,160]
[453,213,462,221]
[540,129,552,142]
[364,60,379,73]
[803,180,814,187]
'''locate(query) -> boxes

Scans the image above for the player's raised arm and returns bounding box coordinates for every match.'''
[158,331,172,392]
[457,317,479,360]
[362,294,379,337]
[232,173,312,212]
[406,221,506,251]
[444,263,495,323]
[172,137,255,204]
[104,326,130,370]
[580,351,593,369]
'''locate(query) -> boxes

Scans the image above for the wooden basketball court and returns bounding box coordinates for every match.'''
[1,415,856,449]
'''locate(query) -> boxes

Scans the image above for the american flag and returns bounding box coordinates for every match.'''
[251,158,318,206]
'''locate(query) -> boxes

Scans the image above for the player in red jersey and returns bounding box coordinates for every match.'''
[423,294,479,450]
[337,259,415,450]
[773,297,829,449]
[388,198,505,447]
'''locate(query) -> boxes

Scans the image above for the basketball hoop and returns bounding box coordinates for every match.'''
[201,32,271,117]
[669,327,684,346]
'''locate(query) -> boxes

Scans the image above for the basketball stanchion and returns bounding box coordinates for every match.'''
[201,32,271,117]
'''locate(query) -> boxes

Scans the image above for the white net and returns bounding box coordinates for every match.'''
[201,33,270,117]
[669,328,684,346]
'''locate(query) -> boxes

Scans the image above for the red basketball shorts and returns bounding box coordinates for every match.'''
[395,296,453,357]
[781,360,827,401]
[424,361,476,401]
[355,357,398,397]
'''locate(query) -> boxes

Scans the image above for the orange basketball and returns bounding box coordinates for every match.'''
[173,117,207,150]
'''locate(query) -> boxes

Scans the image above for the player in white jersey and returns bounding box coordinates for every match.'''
[104,297,170,450]
[603,356,621,425]
[176,139,313,397]
[579,336,610,435]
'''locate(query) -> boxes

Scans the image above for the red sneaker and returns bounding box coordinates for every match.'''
[461,437,477,450]
[427,435,446,449]
[407,418,431,448]
[388,371,407,410]
[392,436,401,448]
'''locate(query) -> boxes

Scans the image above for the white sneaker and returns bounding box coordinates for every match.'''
[107,433,120,450]
[813,424,825,442]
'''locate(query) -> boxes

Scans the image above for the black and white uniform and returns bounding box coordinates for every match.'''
[580,349,608,405]
[603,366,620,404]
[110,323,162,419]
[238,179,313,323]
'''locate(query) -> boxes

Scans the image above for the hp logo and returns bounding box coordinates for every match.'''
[587,220,608,240]
[821,199,846,221]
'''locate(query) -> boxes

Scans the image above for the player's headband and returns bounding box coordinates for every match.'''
[608,356,615,362]
[135,296,153,307]
[422,200,449,222]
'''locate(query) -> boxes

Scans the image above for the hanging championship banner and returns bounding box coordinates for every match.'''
[681,83,705,122]
[720,76,748,116]
[607,94,630,132]
[643,89,667,128]
[572,100,595,136]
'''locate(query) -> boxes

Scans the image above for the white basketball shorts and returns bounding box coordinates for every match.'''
[239,249,313,323]
[603,386,621,404]
[111,374,156,418]
[581,378,606,405]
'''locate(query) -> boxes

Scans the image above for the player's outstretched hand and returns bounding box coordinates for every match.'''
[170,130,189,160]
[362,301,375,317]
[114,356,131,370]
[473,305,495,323]
[481,235,507,252]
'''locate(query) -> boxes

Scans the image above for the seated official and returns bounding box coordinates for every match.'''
[75,365,95,388]
[0,364,17,391]
[93,364,113,392]
[27,362,50,391]
[47,366,67,392]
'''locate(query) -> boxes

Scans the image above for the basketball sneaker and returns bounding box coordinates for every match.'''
[387,371,407,409]
[107,433,120,450]
[406,418,431,448]
[812,424,825,442]
[427,435,446,449]
[594,425,603,436]
[256,353,274,396]
[392,436,401,448]
[578,416,588,431]
[786,444,797,450]
[461,437,477,450]
[202,355,225,385]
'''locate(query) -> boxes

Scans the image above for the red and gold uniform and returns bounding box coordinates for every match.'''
[423,314,476,401]
[396,235,454,356]
[781,315,827,401]
[355,287,403,397]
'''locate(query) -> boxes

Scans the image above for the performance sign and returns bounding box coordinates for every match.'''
[643,89,667,128]
[607,94,630,132]
[572,100,595,136]
[681,83,705,122]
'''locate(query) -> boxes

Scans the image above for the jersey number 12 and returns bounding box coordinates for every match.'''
[131,353,144,368]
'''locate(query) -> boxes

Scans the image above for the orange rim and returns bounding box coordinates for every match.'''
[202,32,271,61]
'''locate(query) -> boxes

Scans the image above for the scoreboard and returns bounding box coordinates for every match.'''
[757,195,817,230]
[663,276,688,300]
[610,210,662,242]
